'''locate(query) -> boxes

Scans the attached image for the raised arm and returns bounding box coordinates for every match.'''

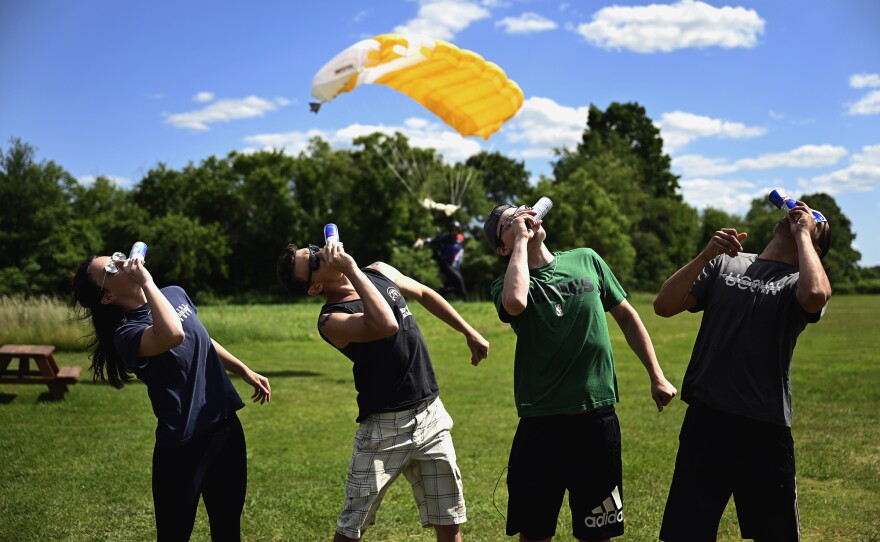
[500,212,539,316]
[789,203,832,313]
[609,300,677,411]
[371,262,489,366]
[318,242,398,349]
[118,256,185,356]
[654,228,747,317]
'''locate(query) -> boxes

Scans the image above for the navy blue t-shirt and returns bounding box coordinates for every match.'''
[115,286,244,447]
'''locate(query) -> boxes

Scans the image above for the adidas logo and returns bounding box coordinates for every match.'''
[584,485,624,528]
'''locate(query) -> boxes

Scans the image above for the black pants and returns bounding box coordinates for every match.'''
[152,414,247,542]
[437,260,466,297]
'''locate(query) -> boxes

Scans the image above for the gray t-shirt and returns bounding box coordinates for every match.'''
[682,253,823,427]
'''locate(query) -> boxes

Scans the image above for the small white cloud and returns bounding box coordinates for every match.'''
[848,89,880,116]
[673,154,738,177]
[734,144,847,170]
[769,110,785,120]
[164,95,287,131]
[801,145,880,194]
[576,0,765,53]
[395,0,490,41]
[243,117,483,164]
[193,92,215,103]
[147,93,166,100]
[496,12,557,34]
[503,96,589,158]
[657,110,766,152]
[678,178,762,212]
[78,175,136,189]
[850,73,880,89]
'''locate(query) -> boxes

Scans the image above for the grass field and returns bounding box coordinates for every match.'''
[1,294,878,541]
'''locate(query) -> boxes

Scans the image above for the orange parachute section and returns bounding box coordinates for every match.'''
[311,33,524,140]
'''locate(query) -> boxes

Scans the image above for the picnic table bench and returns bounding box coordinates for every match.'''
[0,344,82,399]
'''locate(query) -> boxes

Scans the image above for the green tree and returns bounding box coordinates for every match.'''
[0,138,78,295]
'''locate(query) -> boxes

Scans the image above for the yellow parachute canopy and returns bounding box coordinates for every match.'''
[311,34,524,140]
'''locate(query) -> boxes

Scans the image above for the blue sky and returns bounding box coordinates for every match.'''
[2,0,878,265]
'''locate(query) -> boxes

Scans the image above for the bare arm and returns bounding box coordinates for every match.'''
[319,242,398,349]
[789,203,832,313]
[501,212,539,316]
[609,300,677,411]
[654,228,747,317]
[116,256,185,356]
[372,262,489,366]
[213,339,271,404]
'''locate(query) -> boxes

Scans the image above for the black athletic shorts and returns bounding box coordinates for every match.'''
[660,401,799,542]
[506,406,624,541]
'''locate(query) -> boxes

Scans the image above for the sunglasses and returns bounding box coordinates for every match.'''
[305,244,320,290]
[496,206,533,248]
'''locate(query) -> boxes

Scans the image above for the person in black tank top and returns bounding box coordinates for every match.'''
[276,240,489,542]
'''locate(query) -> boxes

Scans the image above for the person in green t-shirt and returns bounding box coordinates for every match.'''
[483,202,677,542]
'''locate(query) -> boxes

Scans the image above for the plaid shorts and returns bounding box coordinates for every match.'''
[336,397,466,539]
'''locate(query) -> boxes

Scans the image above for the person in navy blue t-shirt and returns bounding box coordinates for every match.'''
[72,252,271,542]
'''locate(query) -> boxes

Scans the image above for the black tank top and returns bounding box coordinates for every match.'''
[319,268,439,422]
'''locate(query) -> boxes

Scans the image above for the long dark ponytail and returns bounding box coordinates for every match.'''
[71,257,131,388]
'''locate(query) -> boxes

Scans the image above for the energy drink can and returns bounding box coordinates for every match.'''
[324,223,340,244]
[129,242,148,260]
[769,189,827,223]
[532,197,553,220]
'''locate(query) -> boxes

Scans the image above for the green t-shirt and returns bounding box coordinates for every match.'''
[491,248,627,417]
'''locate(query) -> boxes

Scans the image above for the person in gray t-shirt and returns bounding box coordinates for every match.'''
[653,197,832,542]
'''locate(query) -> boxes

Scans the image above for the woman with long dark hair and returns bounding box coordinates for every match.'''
[72,251,271,541]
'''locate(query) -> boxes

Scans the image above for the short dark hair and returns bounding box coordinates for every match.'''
[482,203,515,250]
[276,244,307,296]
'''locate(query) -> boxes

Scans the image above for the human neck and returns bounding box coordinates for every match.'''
[758,237,799,266]
[527,243,555,269]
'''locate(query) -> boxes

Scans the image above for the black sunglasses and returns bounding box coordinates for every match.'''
[305,244,320,291]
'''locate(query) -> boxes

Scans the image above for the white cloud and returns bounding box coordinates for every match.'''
[503,96,589,158]
[801,145,880,194]
[678,178,762,212]
[193,91,214,103]
[78,175,136,189]
[673,154,738,177]
[675,145,849,188]
[850,73,880,89]
[243,117,483,163]
[394,0,490,41]
[848,89,880,116]
[734,144,847,170]
[164,96,288,131]
[496,12,557,34]
[768,110,785,120]
[657,110,766,152]
[575,0,765,53]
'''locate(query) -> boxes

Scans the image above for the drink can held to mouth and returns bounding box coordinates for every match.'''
[768,189,827,223]
[129,242,148,260]
[531,197,553,221]
[324,223,340,244]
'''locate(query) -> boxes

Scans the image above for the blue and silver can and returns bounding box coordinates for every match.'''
[324,223,340,244]
[769,189,827,223]
[129,241,148,260]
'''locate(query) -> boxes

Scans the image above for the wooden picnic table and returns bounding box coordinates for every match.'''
[0,344,82,399]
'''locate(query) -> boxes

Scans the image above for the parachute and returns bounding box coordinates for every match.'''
[311,33,524,140]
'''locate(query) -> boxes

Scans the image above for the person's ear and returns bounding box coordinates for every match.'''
[496,245,511,257]
[101,291,114,305]
[308,282,324,296]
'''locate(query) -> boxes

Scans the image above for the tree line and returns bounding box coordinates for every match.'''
[1,102,875,302]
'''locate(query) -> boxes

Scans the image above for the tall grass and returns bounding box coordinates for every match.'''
[0,295,878,541]
[0,295,90,349]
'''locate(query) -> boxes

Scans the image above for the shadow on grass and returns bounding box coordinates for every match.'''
[257,370,323,378]
[0,393,15,404]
